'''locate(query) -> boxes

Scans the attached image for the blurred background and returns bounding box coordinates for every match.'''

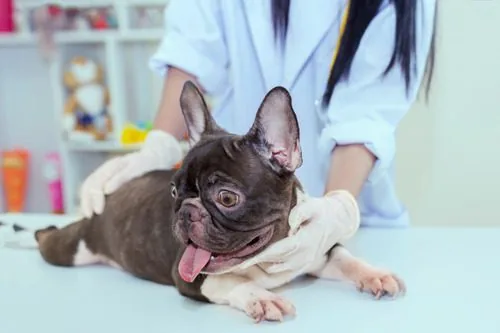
[395,0,500,227]
[0,0,498,226]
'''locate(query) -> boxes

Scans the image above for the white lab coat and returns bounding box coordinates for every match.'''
[149,0,436,227]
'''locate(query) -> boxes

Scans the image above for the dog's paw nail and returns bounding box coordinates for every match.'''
[357,271,406,300]
[246,295,295,323]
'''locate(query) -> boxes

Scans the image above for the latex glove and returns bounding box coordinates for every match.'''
[79,130,183,218]
[236,190,360,274]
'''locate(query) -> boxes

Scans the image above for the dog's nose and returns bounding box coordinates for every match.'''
[182,205,202,222]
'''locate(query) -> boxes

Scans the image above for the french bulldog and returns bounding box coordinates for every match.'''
[2,82,405,322]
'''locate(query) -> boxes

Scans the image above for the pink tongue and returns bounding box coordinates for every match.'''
[178,244,212,283]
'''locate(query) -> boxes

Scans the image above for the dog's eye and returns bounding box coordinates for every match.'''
[217,190,239,207]
[170,185,178,199]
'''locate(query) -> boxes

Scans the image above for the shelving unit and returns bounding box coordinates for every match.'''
[0,30,165,45]
[1,0,188,214]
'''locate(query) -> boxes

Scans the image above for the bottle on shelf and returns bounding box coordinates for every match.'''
[0,0,14,33]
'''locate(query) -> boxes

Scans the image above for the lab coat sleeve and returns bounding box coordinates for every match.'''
[319,0,436,183]
[148,0,228,95]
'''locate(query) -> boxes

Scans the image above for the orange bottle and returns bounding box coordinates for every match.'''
[1,149,29,212]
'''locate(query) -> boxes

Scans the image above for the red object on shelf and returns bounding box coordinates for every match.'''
[47,5,62,16]
[93,17,108,30]
[0,0,14,32]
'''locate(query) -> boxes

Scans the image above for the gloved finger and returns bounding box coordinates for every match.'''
[80,185,104,218]
[267,224,327,273]
[265,259,304,274]
[265,247,316,274]
[288,200,319,232]
[99,157,128,180]
[80,187,93,219]
[90,189,106,215]
[80,158,125,218]
[103,163,135,195]
[80,157,124,197]
[248,236,300,266]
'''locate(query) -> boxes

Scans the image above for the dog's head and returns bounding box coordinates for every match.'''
[172,82,303,282]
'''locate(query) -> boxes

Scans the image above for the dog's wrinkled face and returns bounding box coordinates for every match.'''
[172,82,303,283]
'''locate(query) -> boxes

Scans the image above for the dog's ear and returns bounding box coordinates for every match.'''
[179,81,220,146]
[246,87,302,173]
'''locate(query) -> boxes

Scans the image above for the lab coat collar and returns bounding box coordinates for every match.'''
[243,0,343,90]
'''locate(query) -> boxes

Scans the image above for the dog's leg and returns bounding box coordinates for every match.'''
[200,274,296,322]
[310,244,406,299]
[172,262,295,322]
[35,220,110,267]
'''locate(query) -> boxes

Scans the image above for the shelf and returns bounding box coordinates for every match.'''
[2,0,173,215]
[17,0,167,7]
[55,32,116,44]
[53,30,164,43]
[123,0,168,5]
[118,30,164,42]
[0,33,35,46]
[0,30,163,47]
[0,32,114,46]
[64,140,191,153]
[64,140,142,152]
[18,0,116,8]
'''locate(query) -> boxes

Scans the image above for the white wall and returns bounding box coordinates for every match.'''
[395,0,500,226]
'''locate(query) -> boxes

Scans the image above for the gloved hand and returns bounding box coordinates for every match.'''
[236,190,360,274]
[79,130,183,218]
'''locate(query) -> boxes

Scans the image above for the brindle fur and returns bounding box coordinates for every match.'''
[33,83,303,302]
[35,166,299,301]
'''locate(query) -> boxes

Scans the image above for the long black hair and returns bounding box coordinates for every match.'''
[271,0,437,108]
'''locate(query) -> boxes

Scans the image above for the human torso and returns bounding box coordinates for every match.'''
[206,0,409,227]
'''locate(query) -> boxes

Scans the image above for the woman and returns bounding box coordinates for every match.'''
[80,0,437,273]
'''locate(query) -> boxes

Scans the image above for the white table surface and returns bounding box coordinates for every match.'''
[0,213,499,333]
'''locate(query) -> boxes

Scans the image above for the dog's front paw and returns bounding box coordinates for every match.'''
[201,275,296,323]
[244,292,296,323]
[229,284,296,322]
[355,268,406,299]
